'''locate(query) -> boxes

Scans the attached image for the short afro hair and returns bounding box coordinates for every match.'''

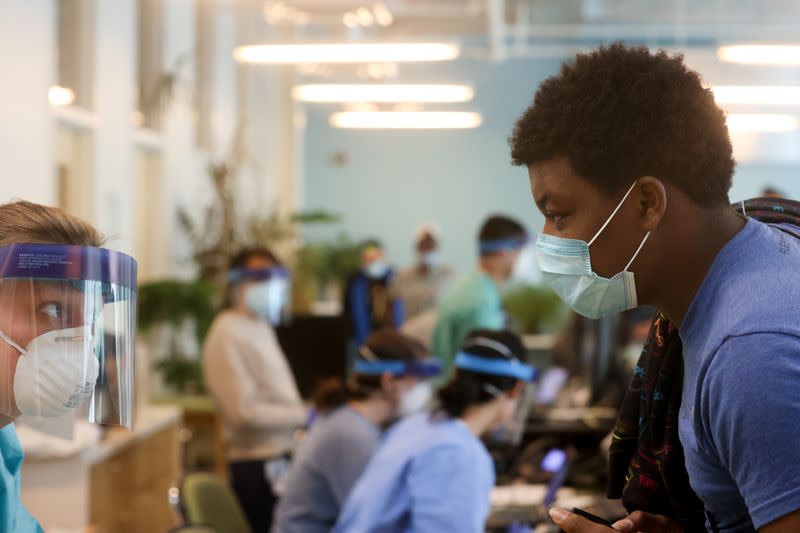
[510,43,734,207]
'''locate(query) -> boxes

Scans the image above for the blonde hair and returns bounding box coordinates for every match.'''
[0,201,104,247]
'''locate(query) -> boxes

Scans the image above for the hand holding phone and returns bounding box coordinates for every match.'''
[556,507,614,532]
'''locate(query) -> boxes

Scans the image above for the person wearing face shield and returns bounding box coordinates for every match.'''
[343,240,405,347]
[332,329,534,533]
[511,44,800,533]
[394,226,455,321]
[201,247,305,533]
[432,215,528,379]
[0,201,138,532]
[272,329,440,533]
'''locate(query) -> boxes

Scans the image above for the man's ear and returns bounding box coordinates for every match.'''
[636,177,667,232]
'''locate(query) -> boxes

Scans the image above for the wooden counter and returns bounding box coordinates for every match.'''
[20,406,182,533]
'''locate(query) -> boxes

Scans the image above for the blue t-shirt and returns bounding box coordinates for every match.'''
[0,425,43,532]
[333,413,494,533]
[679,219,800,532]
[273,406,381,533]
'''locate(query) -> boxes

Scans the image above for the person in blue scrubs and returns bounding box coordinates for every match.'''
[273,330,441,533]
[333,329,534,533]
[432,216,528,378]
[344,240,405,346]
[0,200,138,532]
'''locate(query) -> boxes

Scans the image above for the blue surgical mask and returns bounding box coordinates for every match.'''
[535,181,651,319]
[245,280,288,324]
[364,261,389,279]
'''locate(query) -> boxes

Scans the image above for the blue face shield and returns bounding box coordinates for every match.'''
[535,181,651,319]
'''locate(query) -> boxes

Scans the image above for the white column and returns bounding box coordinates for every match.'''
[0,1,56,205]
[92,0,137,254]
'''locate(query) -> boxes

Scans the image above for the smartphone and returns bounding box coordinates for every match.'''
[557,508,614,532]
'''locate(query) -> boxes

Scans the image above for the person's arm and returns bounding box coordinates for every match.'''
[204,330,305,430]
[407,444,491,532]
[705,334,800,531]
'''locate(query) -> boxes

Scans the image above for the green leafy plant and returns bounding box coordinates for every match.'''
[502,284,568,334]
[153,357,205,395]
[138,280,216,394]
[137,280,216,340]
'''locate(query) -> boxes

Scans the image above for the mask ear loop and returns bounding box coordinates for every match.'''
[588,181,639,247]
[741,200,747,218]
[624,232,652,272]
[0,330,25,355]
[461,337,514,360]
[483,383,504,398]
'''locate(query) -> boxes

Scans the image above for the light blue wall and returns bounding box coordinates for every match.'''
[730,164,800,202]
[301,57,799,272]
[302,57,562,272]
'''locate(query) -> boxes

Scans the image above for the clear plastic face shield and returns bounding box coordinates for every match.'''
[454,337,538,445]
[229,267,291,326]
[355,345,443,417]
[0,244,137,429]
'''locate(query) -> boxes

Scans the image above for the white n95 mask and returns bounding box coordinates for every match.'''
[398,381,433,417]
[535,181,651,319]
[1,326,100,418]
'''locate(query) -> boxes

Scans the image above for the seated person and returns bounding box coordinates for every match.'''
[333,329,535,533]
[272,330,440,533]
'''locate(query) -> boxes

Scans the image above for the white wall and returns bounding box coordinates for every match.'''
[93,0,137,255]
[0,0,301,281]
[0,1,56,205]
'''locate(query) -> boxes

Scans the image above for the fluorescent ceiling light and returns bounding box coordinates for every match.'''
[293,84,475,103]
[718,45,800,65]
[330,111,482,129]
[726,113,799,132]
[49,85,75,107]
[234,42,460,64]
[712,86,800,106]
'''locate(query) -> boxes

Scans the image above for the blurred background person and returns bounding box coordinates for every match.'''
[761,186,786,199]
[433,215,528,378]
[343,239,405,346]
[273,330,440,533]
[202,247,306,533]
[394,225,455,321]
[333,329,534,533]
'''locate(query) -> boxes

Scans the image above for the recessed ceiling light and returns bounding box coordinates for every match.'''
[330,111,482,129]
[234,42,460,64]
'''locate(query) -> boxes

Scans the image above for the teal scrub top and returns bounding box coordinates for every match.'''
[432,270,505,379]
[0,425,43,532]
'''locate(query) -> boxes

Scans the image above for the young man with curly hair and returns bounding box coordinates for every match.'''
[511,43,800,533]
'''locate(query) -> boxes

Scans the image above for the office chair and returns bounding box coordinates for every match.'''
[170,473,252,533]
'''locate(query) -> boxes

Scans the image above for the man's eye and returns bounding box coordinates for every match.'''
[545,213,564,223]
[40,303,64,319]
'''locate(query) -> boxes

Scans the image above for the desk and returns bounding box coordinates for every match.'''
[487,485,627,530]
[20,406,182,533]
[152,395,227,479]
